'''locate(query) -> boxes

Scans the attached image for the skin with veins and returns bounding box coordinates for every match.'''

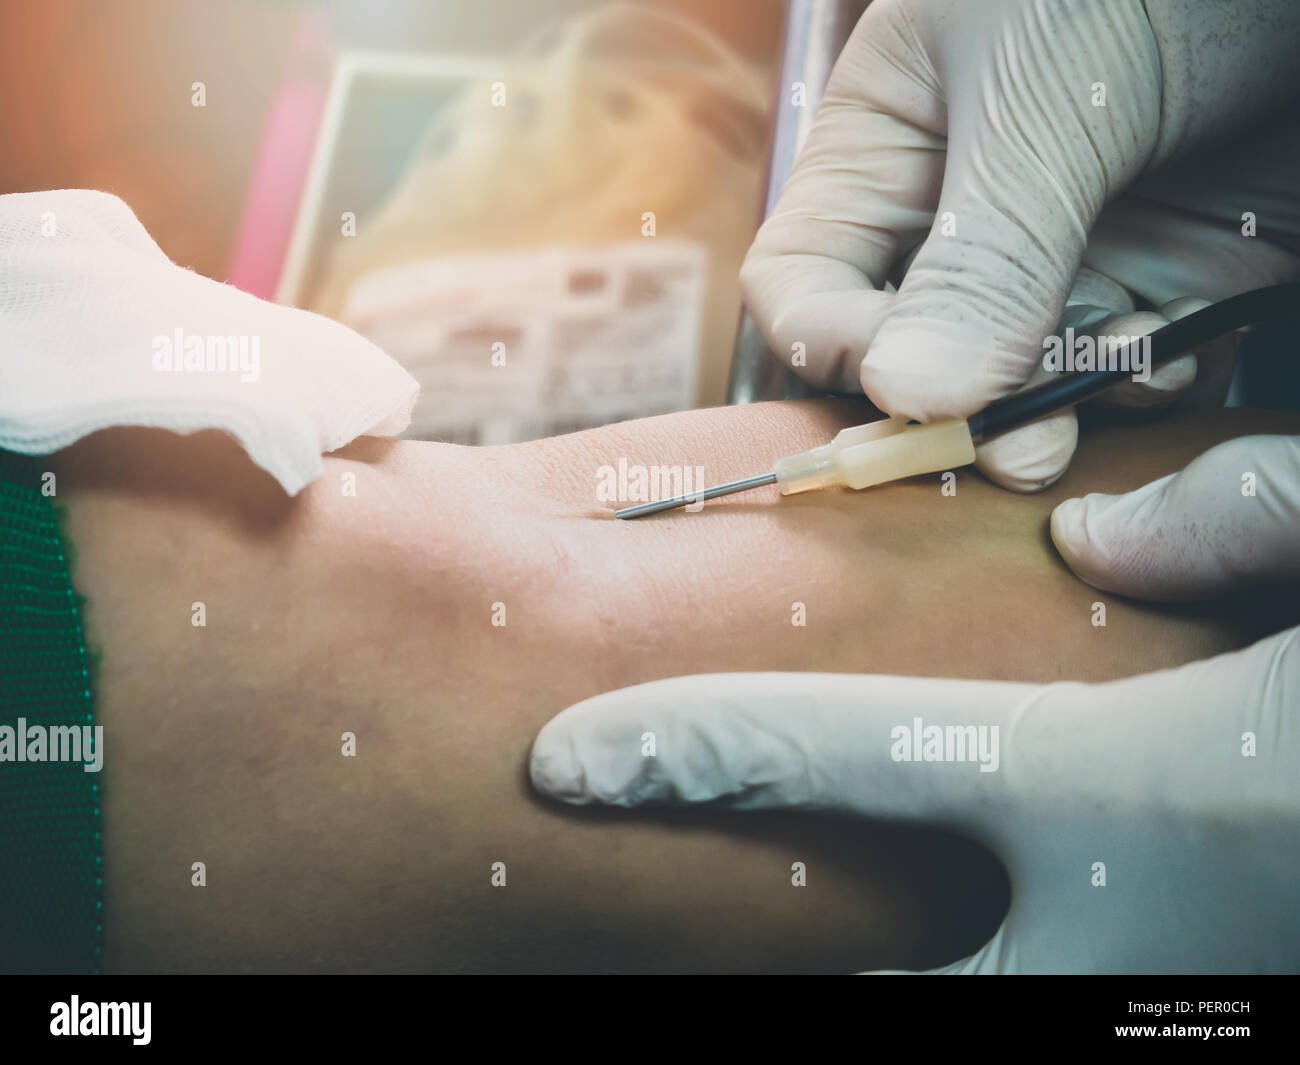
[47,402,1298,973]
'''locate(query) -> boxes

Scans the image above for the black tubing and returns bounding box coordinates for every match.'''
[966,283,1300,441]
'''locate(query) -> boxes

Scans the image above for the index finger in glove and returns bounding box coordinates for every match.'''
[530,671,1034,829]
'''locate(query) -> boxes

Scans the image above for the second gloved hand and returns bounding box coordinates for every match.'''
[530,631,1299,974]
[530,431,1300,973]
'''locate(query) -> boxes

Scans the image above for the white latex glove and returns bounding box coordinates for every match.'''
[740,0,1300,491]
[530,434,1300,973]
[1051,434,1300,599]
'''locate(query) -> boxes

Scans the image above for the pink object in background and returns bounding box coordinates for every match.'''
[227,9,334,299]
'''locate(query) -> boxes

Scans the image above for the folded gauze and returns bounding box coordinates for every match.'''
[0,190,419,494]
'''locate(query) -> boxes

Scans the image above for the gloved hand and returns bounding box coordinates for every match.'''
[740,0,1300,490]
[529,433,1300,973]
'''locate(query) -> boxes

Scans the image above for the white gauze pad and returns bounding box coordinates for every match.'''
[0,190,418,494]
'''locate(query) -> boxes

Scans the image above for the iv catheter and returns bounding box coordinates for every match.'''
[615,283,1300,519]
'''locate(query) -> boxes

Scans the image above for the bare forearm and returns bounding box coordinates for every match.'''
[51,404,1297,972]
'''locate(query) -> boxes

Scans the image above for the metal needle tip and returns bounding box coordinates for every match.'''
[614,472,778,519]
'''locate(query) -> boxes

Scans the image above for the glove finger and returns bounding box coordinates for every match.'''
[737,277,893,394]
[1152,297,1238,410]
[1060,266,1136,326]
[974,407,1078,493]
[1051,434,1300,600]
[530,671,1035,828]
[1070,309,1198,410]
[1056,273,1203,408]
[1056,292,1235,413]
[976,284,1230,491]
[1090,298,1245,412]
[970,266,1127,492]
[738,2,946,389]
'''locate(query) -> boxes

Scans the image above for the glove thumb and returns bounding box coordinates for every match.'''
[1050,434,1300,601]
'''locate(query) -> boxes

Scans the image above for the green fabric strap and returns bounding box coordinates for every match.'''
[0,450,103,973]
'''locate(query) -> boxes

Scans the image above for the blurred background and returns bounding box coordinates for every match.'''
[0,0,801,443]
[5,0,1295,442]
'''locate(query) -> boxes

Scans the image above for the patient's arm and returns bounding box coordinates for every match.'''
[49,402,1298,973]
